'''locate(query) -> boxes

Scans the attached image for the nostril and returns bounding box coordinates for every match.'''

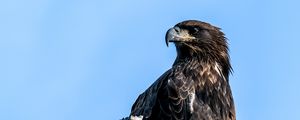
[174,27,180,33]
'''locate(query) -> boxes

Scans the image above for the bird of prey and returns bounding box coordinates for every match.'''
[125,20,235,120]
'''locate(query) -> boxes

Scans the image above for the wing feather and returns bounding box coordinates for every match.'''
[130,70,171,119]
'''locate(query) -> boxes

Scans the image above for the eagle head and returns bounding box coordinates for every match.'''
[166,20,231,76]
[166,20,228,60]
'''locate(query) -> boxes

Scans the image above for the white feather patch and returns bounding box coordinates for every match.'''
[214,62,225,80]
[189,92,195,113]
[130,115,143,120]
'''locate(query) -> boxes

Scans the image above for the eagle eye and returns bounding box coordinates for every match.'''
[188,26,201,35]
[193,28,199,32]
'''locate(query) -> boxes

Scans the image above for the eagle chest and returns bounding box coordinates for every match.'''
[170,62,223,90]
[167,62,226,116]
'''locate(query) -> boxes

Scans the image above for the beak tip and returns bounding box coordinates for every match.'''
[166,39,169,47]
[165,28,173,47]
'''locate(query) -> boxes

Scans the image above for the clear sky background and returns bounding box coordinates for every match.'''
[1,0,300,120]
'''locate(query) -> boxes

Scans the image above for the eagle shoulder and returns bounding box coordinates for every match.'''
[130,70,171,119]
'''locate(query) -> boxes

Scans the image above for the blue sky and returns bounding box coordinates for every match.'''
[1,0,300,120]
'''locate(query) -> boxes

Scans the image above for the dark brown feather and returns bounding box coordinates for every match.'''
[128,20,235,120]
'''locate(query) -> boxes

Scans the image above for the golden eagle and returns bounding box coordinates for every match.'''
[124,20,235,120]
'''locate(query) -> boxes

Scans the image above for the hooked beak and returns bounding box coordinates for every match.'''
[165,27,176,47]
[165,27,195,47]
